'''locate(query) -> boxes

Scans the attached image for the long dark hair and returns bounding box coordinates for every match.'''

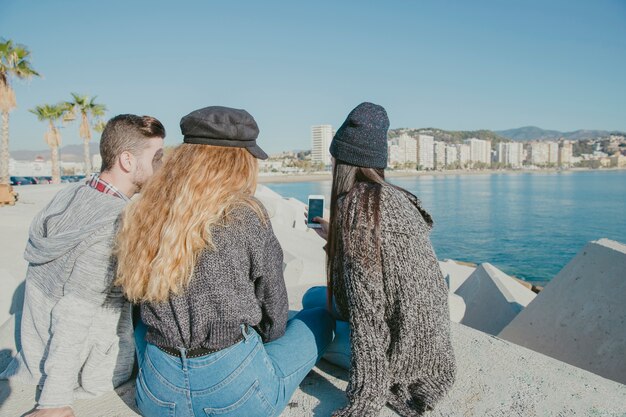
[326,161,432,310]
[325,161,384,310]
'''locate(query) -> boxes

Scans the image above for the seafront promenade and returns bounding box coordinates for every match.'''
[257,166,626,184]
[0,184,625,416]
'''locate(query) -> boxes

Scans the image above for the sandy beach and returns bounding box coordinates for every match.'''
[258,167,626,184]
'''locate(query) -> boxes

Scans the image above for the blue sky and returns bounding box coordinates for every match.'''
[2,0,626,154]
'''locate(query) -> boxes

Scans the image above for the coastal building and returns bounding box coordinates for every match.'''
[434,141,446,170]
[610,153,626,168]
[445,145,458,168]
[416,134,434,170]
[456,144,471,168]
[496,142,524,168]
[258,160,284,172]
[8,157,52,177]
[60,161,85,175]
[464,138,491,166]
[388,133,417,166]
[387,140,401,166]
[528,141,559,166]
[528,141,550,165]
[608,135,625,153]
[548,142,559,165]
[311,125,333,166]
[496,143,507,167]
[558,140,574,167]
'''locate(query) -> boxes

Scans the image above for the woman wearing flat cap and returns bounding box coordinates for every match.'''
[303,102,456,416]
[115,106,335,417]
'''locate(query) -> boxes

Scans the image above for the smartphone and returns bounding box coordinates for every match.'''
[307,195,325,229]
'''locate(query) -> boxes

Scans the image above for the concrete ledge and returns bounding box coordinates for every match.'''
[2,321,625,417]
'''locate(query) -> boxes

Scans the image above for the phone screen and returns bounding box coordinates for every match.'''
[307,198,324,225]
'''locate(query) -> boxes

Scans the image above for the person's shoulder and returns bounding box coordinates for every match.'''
[64,184,126,229]
[379,185,432,235]
[227,199,271,231]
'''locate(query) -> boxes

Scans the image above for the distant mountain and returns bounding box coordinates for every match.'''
[495,126,625,141]
[11,142,100,162]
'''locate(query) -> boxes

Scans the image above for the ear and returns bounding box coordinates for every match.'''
[118,151,135,173]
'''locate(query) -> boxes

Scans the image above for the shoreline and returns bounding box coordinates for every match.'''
[258,166,626,184]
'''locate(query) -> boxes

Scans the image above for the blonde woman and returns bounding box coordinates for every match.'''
[115,106,335,417]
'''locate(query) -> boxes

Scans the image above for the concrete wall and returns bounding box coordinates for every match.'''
[456,263,536,335]
[499,238,626,385]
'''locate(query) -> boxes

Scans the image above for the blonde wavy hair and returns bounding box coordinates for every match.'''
[114,144,264,303]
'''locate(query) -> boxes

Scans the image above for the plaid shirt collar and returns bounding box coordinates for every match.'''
[86,174,131,202]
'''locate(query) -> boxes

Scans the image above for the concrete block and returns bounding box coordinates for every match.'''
[256,186,308,231]
[456,263,536,335]
[439,259,475,293]
[272,223,326,287]
[282,250,304,285]
[499,238,626,385]
[448,293,466,323]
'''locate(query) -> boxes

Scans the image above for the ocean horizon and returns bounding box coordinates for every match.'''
[265,169,626,284]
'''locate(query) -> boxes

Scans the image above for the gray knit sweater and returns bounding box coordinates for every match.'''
[141,202,288,350]
[331,184,456,417]
[0,184,134,408]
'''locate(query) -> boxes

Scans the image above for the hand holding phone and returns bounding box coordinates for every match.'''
[307,195,325,229]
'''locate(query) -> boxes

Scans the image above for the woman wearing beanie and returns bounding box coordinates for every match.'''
[303,102,456,416]
[115,106,335,417]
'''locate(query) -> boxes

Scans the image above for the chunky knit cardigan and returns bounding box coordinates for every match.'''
[331,184,456,417]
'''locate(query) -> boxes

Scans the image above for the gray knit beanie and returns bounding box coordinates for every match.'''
[329,102,389,169]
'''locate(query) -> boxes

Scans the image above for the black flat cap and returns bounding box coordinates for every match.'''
[180,106,268,160]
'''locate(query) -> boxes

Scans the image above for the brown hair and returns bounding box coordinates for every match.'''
[114,144,264,303]
[326,162,385,309]
[99,114,166,172]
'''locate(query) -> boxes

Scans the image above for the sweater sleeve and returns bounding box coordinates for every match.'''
[333,226,391,417]
[38,232,118,409]
[253,225,288,343]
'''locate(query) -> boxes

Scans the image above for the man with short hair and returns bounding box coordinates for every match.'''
[0,114,165,417]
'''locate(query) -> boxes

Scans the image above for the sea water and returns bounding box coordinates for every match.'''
[264,170,626,284]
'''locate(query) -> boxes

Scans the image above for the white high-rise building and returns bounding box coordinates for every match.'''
[558,140,573,167]
[457,144,471,168]
[388,133,417,166]
[496,142,524,168]
[417,134,434,170]
[464,138,491,166]
[311,125,333,166]
[528,142,550,165]
[445,145,458,168]
[548,142,559,164]
[434,141,447,169]
[388,140,399,166]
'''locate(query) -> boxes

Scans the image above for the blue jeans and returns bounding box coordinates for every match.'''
[133,307,334,417]
[302,286,351,370]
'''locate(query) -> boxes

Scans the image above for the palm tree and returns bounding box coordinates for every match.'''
[0,39,40,184]
[66,93,106,175]
[30,103,69,184]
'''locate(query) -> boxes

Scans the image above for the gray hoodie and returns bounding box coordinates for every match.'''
[0,183,135,408]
